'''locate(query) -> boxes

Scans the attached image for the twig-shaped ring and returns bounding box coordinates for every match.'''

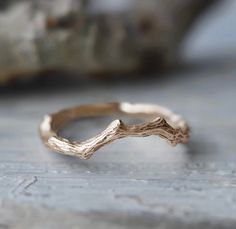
[39,102,190,159]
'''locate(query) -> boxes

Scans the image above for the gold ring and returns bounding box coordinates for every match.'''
[39,102,190,159]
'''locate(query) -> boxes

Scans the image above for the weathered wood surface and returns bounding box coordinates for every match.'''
[0,0,215,84]
[1,1,236,228]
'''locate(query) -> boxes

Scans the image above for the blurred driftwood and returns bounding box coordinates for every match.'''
[0,0,216,85]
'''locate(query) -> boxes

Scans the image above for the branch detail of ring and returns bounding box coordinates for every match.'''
[39,102,190,159]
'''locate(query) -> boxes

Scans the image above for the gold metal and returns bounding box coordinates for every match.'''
[39,102,190,159]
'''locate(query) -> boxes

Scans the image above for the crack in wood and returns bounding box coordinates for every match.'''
[114,194,190,215]
[115,194,167,210]
[11,176,38,196]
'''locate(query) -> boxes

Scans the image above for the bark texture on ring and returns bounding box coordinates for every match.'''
[39,102,190,159]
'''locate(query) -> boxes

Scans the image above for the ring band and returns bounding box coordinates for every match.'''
[39,102,190,159]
